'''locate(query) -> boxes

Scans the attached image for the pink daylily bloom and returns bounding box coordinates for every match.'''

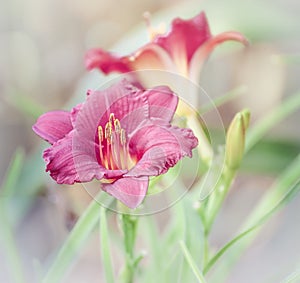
[33,80,198,209]
[85,11,248,81]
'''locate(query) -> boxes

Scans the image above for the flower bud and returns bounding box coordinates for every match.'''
[225,109,250,170]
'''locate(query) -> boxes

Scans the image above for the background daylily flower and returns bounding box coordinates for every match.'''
[32,80,198,209]
[85,11,248,82]
[84,12,248,167]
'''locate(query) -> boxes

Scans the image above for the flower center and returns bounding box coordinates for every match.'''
[97,113,135,170]
[143,12,166,40]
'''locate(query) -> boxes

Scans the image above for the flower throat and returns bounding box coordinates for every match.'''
[97,113,134,170]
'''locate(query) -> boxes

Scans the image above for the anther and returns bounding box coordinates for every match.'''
[105,122,113,143]
[109,113,115,124]
[98,126,103,142]
[143,11,166,40]
[114,119,121,133]
[120,129,126,145]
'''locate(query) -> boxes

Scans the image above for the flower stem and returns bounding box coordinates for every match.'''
[179,241,208,283]
[120,213,138,283]
[201,165,236,236]
[100,207,115,283]
[187,114,213,167]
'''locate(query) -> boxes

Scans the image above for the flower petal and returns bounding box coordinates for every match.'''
[75,80,150,141]
[154,12,211,63]
[189,31,249,82]
[145,85,178,122]
[85,43,175,75]
[70,103,83,126]
[102,177,149,209]
[129,43,175,71]
[32,110,73,144]
[126,123,198,177]
[43,132,105,184]
[85,48,132,74]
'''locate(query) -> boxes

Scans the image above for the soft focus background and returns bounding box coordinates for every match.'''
[1,0,300,282]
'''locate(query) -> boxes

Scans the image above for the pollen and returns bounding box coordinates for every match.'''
[120,129,126,145]
[98,126,103,142]
[114,119,121,133]
[109,113,115,124]
[105,121,113,143]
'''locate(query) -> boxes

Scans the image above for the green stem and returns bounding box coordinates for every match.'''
[120,214,138,283]
[179,241,208,283]
[203,166,236,235]
[100,208,115,283]
[202,235,210,269]
[194,165,236,275]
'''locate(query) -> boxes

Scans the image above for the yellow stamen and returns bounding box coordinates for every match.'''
[114,119,121,133]
[105,122,112,144]
[98,126,103,142]
[143,11,166,40]
[109,113,115,124]
[120,129,126,145]
[97,126,104,164]
[97,114,136,171]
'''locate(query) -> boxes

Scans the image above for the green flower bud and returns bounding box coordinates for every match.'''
[225,109,250,170]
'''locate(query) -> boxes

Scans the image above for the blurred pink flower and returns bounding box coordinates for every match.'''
[33,80,198,208]
[85,11,248,81]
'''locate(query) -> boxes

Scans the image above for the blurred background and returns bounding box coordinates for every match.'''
[0,0,300,282]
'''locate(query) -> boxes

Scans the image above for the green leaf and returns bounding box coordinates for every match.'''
[203,178,300,274]
[242,139,300,175]
[209,154,300,282]
[158,170,205,283]
[0,148,27,283]
[179,241,207,283]
[100,208,115,283]
[140,215,163,283]
[0,213,27,283]
[10,147,46,224]
[281,269,300,283]
[1,148,25,197]
[42,193,105,283]
[199,85,247,114]
[246,91,300,152]
[6,92,45,119]
[156,173,187,282]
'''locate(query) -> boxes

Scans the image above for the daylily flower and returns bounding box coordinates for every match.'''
[85,11,248,82]
[32,80,198,209]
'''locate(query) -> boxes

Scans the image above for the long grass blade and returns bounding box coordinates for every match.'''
[246,91,300,152]
[280,269,300,283]
[179,241,207,283]
[100,207,115,283]
[1,148,25,196]
[199,85,247,114]
[203,179,300,274]
[0,148,27,283]
[209,154,300,282]
[42,193,104,283]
